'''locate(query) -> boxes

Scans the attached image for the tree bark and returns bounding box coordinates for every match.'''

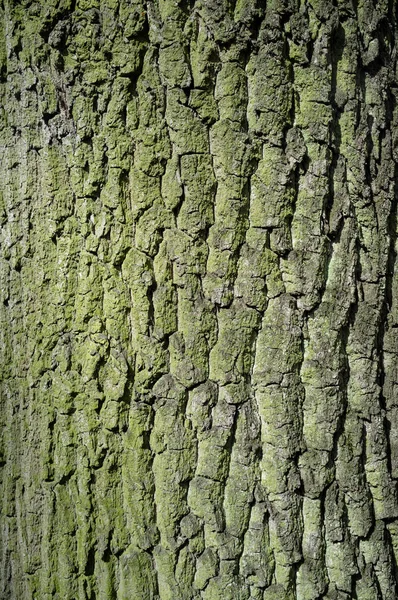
[1,0,398,598]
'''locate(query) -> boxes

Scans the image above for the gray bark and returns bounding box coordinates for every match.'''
[1,1,398,599]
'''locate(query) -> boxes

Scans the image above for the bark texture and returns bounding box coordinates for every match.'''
[1,0,398,598]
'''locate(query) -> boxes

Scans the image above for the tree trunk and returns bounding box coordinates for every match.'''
[1,0,398,598]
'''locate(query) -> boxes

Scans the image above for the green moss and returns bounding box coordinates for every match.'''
[193,548,218,590]
[119,548,157,600]
[159,41,191,88]
[178,154,215,235]
[166,88,209,154]
[209,303,260,384]
[263,584,291,600]
[2,2,398,598]
[202,576,250,600]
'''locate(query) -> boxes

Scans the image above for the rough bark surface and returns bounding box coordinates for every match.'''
[1,0,398,598]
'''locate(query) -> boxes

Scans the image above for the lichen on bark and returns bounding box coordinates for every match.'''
[1,0,398,599]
